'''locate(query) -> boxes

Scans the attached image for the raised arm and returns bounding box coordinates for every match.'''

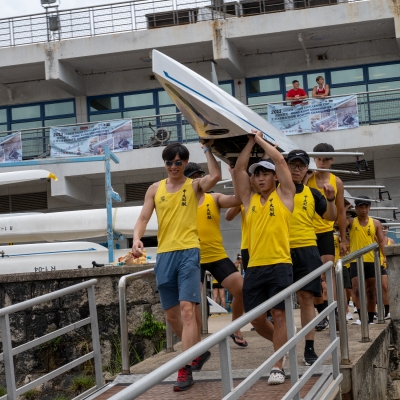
[132,184,157,256]
[213,193,242,209]
[195,139,222,195]
[322,183,337,221]
[252,130,295,211]
[225,205,241,221]
[335,177,348,256]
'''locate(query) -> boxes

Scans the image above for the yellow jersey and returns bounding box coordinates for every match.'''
[307,173,337,234]
[197,193,228,264]
[349,217,376,262]
[240,205,249,250]
[246,191,292,267]
[155,178,200,253]
[289,185,317,248]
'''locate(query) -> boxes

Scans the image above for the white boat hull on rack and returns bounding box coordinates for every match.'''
[0,206,157,244]
[0,242,157,274]
[0,170,57,185]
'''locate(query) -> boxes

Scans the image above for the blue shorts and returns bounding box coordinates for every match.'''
[155,248,201,310]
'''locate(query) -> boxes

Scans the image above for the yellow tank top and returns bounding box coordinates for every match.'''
[155,178,200,253]
[246,191,292,267]
[349,217,376,262]
[381,238,393,267]
[289,185,317,248]
[240,205,249,250]
[307,173,337,234]
[197,193,228,264]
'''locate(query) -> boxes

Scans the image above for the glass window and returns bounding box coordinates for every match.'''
[90,96,119,112]
[248,94,283,105]
[307,72,326,90]
[368,81,400,92]
[0,109,7,124]
[331,68,364,85]
[11,105,41,121]
[248,78,280,94]
[369,64,400,81]
[44,117,77,127]
[124,108,156,118]
[218,82,234,95]
[11,120,43,131]
[330,85,366,95]
[124,93,154,108]
[158,106,177,115]
[285,76,304,92]
[45,101,74,117]
[0,124,7,132]
[158,91,173,106]
[89,112,122,122]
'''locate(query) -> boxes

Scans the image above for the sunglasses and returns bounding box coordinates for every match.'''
[165,160,183,166]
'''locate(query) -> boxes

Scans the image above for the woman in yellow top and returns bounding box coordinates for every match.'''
[233,130,295,385]
[345,196,386,325]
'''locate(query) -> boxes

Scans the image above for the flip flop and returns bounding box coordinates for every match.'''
[230,334,248,347]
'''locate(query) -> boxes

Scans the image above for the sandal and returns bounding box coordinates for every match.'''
[230,334,248,347]
[268,368,285,385]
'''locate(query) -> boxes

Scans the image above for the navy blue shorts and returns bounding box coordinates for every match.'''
[154,248,201,310]
[316,231,335,256]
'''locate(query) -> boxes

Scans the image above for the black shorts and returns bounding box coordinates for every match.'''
[316,231,335,257]
[243,263,293,312]
[350,262,376,280]
[290,246,322,297]
[343,266,351,289]
[381,266,387,276]
[241,248,249,272]
[201,257,238,284]
[212,282,224,289]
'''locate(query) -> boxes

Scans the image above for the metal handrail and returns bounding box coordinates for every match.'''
[112,260,342,400]
[335,242,384,365]
[0,279,103,400]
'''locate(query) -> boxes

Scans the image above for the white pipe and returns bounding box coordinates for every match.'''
[298,33,311,67]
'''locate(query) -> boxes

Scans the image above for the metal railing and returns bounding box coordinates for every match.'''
[335,243,384,364]
[0,279,103,400]
[114,260,342,399]
[119,268,211,374]
[0,0,360,48]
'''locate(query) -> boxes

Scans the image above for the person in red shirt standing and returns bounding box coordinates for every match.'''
[286,80,308,105]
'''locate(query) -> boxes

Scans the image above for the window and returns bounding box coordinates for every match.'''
[331,68,364,85]
[89,96,119,112]
[11,105,40,121]
[124,93,154,108]
[218,82,234,96]
[369,64,400,81]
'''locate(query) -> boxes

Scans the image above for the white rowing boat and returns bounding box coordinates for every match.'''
[0,170,57,185]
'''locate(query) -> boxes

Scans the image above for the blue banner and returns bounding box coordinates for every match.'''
[267,95,359,135]
[50,119,133,157]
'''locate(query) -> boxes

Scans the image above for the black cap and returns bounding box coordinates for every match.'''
[354,195,372,206]
[287,150,310,165]
[184,162,205,178]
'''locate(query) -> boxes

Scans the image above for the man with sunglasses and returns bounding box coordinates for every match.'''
[132,140,221,392]
[184,162,248,348]
[305,143,347,331]
[286,150,336,365]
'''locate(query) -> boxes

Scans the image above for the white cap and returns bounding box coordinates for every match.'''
[248,160,276,174]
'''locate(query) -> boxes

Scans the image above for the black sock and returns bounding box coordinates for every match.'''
[315,303,325,314]
[323,300,328,309]
[385,305,390,317]
[368,312,375,324]
[305,340,314,349]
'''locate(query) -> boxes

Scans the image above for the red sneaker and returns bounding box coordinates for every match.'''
[173,365,193,391]
[191,351,211,371]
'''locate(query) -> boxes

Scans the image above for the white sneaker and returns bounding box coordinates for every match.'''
[369,322,374,325]
[346,312,353,321]
[354,306,358,314]
[349,301,354,307]
[268,368,285,385]
[385,313,391,320]
[373,314,377,320]
[351,319,361,325]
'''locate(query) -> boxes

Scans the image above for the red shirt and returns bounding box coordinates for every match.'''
[286,88,307,105]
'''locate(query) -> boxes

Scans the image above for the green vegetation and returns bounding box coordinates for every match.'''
[22,389,39,399]
[135,312,166,353]
[69,375,95,394]
[0,387,6,396]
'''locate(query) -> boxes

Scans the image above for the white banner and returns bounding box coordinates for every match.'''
[50,119,133,157]
[267,95,359,136]
[0,132,22,163]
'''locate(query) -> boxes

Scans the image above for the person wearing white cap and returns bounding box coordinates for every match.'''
[232,130,295,385]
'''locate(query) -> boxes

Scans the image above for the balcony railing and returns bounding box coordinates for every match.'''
[0,87,398,159]
[0,0,362,48]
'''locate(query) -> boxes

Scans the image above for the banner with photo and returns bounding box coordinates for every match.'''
[267,95,359,135]
[0,132,22,163]
[50,119,133,157]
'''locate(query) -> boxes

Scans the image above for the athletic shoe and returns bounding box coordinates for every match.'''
[315,317,328,331]
[268,368,285,385]
[173,366,193,391]
[351,319,361,325]
[374,313,377,320]
[369,322,374,325]
[354,306,358,314]
[385,313,391,320]
[346,312,353,321]
[304,347,318,366]
[191,351,211,372]
[349,301,354,307]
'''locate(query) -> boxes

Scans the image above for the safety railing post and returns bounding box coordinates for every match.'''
[219,336,233,396]
[0,314,17,399]
[374,249,385,324]
[356,257,371,342]
[284,295,300,400]
[166,322,174,352]
[119,278,131,374]
[201,275,209,334]
[335,260,350,364]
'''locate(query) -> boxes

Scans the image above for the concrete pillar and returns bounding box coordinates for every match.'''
[75,96,88,123]
[234,79,247,104]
